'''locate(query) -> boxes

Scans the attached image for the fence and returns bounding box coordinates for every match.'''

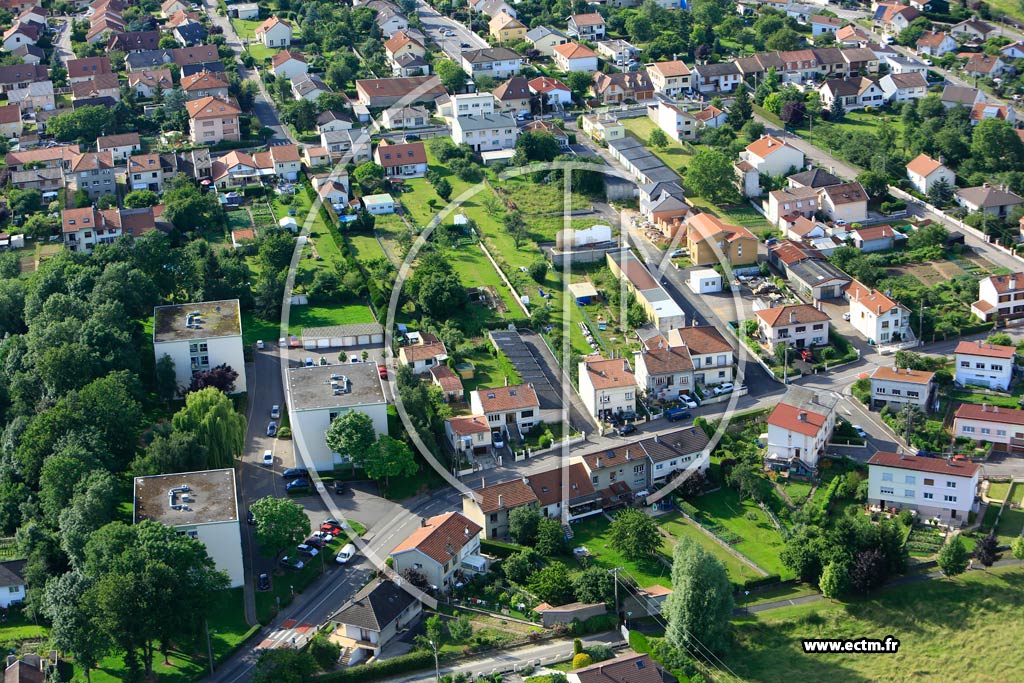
[513,434,587,461]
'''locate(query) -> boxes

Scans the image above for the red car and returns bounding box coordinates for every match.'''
[377,365,388,379]
[798,348,813,361]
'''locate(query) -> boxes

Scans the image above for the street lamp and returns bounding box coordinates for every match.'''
[744,590,750,613]
[429,640,440,683]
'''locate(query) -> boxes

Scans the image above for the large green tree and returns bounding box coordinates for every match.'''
[162,175,225,233]
[250,496,311,559]
[171,387,246,468]
[664,538,734,655]
[508,505,541,545]
[325,410,377,468]
[363,435,418,489]
[609,508,662,561]
[937,536,969,577]
[684,148,739,204]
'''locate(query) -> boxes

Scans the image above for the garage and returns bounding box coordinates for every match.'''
[301,323,385,349]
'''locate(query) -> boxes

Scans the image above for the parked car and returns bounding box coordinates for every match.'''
[617,423,637,436]
[853,425,868,438]
[261,450,273,467]
[766,237,778,246]
[798,348,813,362]
[304,357,314,367]
[256,340,265,350]
[492,429,505,449]
[257,573,271,591]
[280,556,304,570]
[378,365,388,379]
[679,398,698,409]
[282,467,308,479]
[286,478,311,492]
[296,543,319,557]
[333,480,347,494]
[247,509,255,525]
[665,408,692,422]
[842,312,852,321]
[336,543,357,564]
[712,383,734,396]
[270,405,281,419]
[670,248,687,258]
[321,522,343,535]
[460,41,470,48]
[313,530,334,543]
[266,422,277,437]
[304,536,325,549]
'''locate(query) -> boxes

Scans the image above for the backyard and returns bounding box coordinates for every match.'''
[621,117,692,175]
[658,512,764,586]
[727,567,1024,683]
[687,487,792,578]
[569,516,673,589]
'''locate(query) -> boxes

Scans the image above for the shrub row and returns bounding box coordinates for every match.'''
[481,538,528,558]
[735,573,782,591]
[317,650,438,683]
[566,613,617,636]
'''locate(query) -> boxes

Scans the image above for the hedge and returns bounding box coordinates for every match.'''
[316,650,440,683]
[628,630,651,654]
[567,613,617,635]
[481,538,528,558]
[735,573,782,591]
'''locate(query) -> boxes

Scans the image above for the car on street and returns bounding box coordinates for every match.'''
[853,425,868,438]
[336,543,357,564]
[247,508,255,525]
[262,450,273,467]
[282,467,308,479]
[296,543,319,557]
[256,340,265,350]
[280,556,304,570]
[333,480,347,494]
[256,573,270,591]
[285,478,311,492]
[266,422,277,437]
[460,41,470,48]
[617,423,637,436]
[270,405,280,419]
[665,408,692,422]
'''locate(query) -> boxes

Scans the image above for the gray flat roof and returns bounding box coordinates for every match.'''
[302,323,384,339]
[788,258,850,286]
[456,113,518,130]
[154,299,242,343]
[288,362,386,412]
[134,468,238,526]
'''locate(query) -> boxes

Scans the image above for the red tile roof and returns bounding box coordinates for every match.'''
[374,140,427,168]
[853,224,896,242]
[846,280,901,314]
[572,653,664,683]
[526,463,594,507]
[553,42,597,60]
[472,478,538,513]
[755,303,830,327]
[954,403,1024,426]
[582,356,636,390]
[474,383,539,412]
[954,340,1015,359]
[745,135,795,159]
[868,451,978,477]
[906,153,944,178]
[391,512,482,565]
[447,414,490,436]
[767,402,829,437]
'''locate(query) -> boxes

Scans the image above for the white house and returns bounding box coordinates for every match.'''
[851,224,903,253]
[955,185,1024,220]
[880,72,927,104]
[133,469,244,587]
[954,340,1015,390]
[469,383,541,436]
[255,16,292,48]
[445,414,493,457]
[525,26,569,57]
[451,113,520,152]
[818,181,869,224]
[765,387,838,471]
[552,42,599,73]
[398,335,448,373]
[916,31,957,57]
[460,47,522,79]
[691,62,742,93]
[633,335,694,400]
[578,355,637,422]
[954,404,1024,451]
[867,451,978,527]
[971,273,1024,323]
[650,100,699,142]
[286,363,388,471]
[810,14,842,36]
[270,50,308,80]
[869,366,936,411]
[668,326,736,387]
[438,92,496,121]
[528,76,572,108]
[755,303,831,349]
[0,561,25,608]
[817,76,886,112]
[390,512,485,591]
[646,60,691,97]
[740,135,805,177]
[362,193,396,215]
[906,153,955,195]
[567,13,606,41]
[329,579,422,666]
[846,280,911,345]
[153,300,247,395]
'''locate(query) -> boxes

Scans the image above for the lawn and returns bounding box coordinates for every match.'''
[727,566,1024,683]
[287,304,376,335]
[621,117,692,175]
[570,516,673,588]
[347,233,387,263]
[948,389,1020,409]
[240,310,282,347]
[0,606,48,643]
[658,513,763,586]
[798,108,907,160]
[994,506,1024,546]
[690,487,792,578]
[987,481,1012,502]
[230,18,262,40]
[741,581,819,608]
[778,479,813,507]
[1010,482,1024,506]
[459,347,523,395]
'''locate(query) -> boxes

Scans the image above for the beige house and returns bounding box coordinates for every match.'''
[818,181,868,224]
[461,478,538,539]
[186,96,242,145]
[128,69,174,98]
[581,113,624,143]
[68,151,118,200]
[525,26,568,57]
[389,512,485,591]
[647,60,691,97]
[128,153,165,193]
[181,70,230,101]
[255,16,292,48]
[579,355,637,421]
[329,580,422,666]
[489,10,527,43]
[869,366,935,411]
[0,103,23,138]
[684,213,758,267]
[755,303,831,348]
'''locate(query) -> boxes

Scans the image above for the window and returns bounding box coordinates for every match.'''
[961,425,975,434]
[633,464,644,474]
[946,481,957,488]
[592,476,599,484]
[905,475,916,484]
[882,472,893,481]
[880,486,894,495]
[625,392,634,400]
[943,495,957,503]
[656,463,663,470]
[489,513,497,522]
[904,489,914,497]
[488,414,500,423]
[960,361,969,367]
[812,323,824,330]
[521,410,534,418]
[923,492,933,500]
[924,478,934,486]
[997,429,1007,437]
[981,428,991,435]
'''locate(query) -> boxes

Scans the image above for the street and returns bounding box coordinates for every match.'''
[413,0,488,61]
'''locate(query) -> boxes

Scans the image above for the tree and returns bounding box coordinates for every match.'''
[970,118,1024,173]
[536,517,566,557]
[685,148,739,204]
[122,189,160,208]
[186,363,239,394]
[435,59,468,92]
[250,496,311,559]
[401,567,430,589]
[975,533,998,568]
[829,95,845,121]
[515,131,561,163]
[609,508,662,560]
[353,161,386,192]
[937,536,970,577]
[572,566,614,604]
[508,505,541,545]
[780,99,805,126]
[503,548,541,583]
[163,175,224,232]
[417,614,445,681]
[819,561,849,599]
[857,171,890,200]
[325,411,377,469]
[528,562,574,604]
[434,177,452,201]
[41,570,109,683]
[44,106,115,142]
[308,634,341,670]
[849,548,887,593]
[728,82,752,130]
[171,387,246,468]
[252,649,316,683]
[664,538,733,655]
[1010,536,1024,560]
[648,127,670,151]
[503,211,527,249]
[528,259,549,284]
[565,71,592,98]
[131,430,208,477]
[364,435,417,489]
[448,614,472,643]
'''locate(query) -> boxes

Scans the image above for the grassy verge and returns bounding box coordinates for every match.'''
[988,481,1012,502]
[658,512,763,586]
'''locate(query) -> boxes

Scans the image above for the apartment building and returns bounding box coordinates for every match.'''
[867,452,978,527]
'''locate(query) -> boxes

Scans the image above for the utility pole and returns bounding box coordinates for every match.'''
[610,567,622,624]
[205,619,214,676]
[783,344,788,385]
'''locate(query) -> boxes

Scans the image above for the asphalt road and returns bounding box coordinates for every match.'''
[413,0,488,62]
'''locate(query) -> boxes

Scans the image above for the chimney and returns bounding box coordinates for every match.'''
[877,305,882,315]
[482,477,486,489]
[497,494,504,509]
[790,310,796,324]
[798,412,807,421]
[654,433,659,443]
[465,526,470,536]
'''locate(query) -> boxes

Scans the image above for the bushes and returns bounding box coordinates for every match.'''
[480,538,528,558]
[567,613,617,636]
[317,650,438,683]
[736,573,782,591]
[880,199,907,214]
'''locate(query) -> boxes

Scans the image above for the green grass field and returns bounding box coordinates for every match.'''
[459,348,522,395]
[287,304,376,335]
[949,390,1020,409]
[728,567,1024,683]
[779,479,814,507]
[995,506,1024,545]
[658,513,763,586]
[0,607,48,643]
[987,481,1012,502]
[621,117,692,175]
[691,487,791,578]
[570,516,673,588]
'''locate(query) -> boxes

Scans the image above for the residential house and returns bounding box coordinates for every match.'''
[329,580,422,665]
[5,144,78,173]
[767,186,820,229]
[173,22,207,47]
[305,146,332,168]
[362,193,395,214]
[817,76,885,111]
[525,463,603,523]
[7,80,52,112]
[451,113,519,151]
[438,92,496,120]
[529,76,572,108]
[906,153,955,194]
[321,129,372,163]
[818,181,868,223]
[650,101,699,142]
[125,49,174,72]
[291,73,332,102]
[0,560,25,608]
[2,22,39,52]
[639,181,686,220]
[776,49,821,83]
[741,135,805,178]
[389,512,485,591]
[128,154,164,193]
[67,56,111,84]
[578,355,637,421]
[691,62,742,93]
[461,478,537,539]
[355,76,447,108]
[596,39,639,68]
[489,10,526,43]
[867,452,978,526]
[568,653,670,683]
[384,30,425,66]
[852,224,904,252]
[633,335,694,400]
[474,0,516,17]
[869,366,935,411]
[788,167,841,190]
[127,69,173,98]
[172,45,220,68]
[185,95,241,145]
[884,53,929,76]
[374,140,427,178]
[1000,41,1024,60]
[970,102,1015,125]
[755,303,831,348]
[787,258,851,300]
[567,13,606,41]
[0,63,47,93]
[972,273,1024,323]
[398,335,448,374]
[381,104,430,129]
[591,71,653,103]
[270,50,308,80]
[430,364,464,403]
[964,53,1005,79]
[846,280,911,345]
[810,14,842,36]
[951,17,997,41]
[685,213,758,267]
[317,109,354,134]
[581,113,624,142]
[460,47,522,79]
[0,103,22,138]
[392,53,430,78]
[469,383,541,436]
[954,340,1015,390]
[874,3,921,35]
[606,249,686,333]
[68,151,117,200]
[71,73,120,103]
[784,215,827,242]
[181,70,230,101]
[255,16,292,48]
[11,43,44,64]
[880,71,927,103]
[161,0,188,16]
[693,105,727,129]
[765,386,838,471]
[492,77,532,116]
[446,415,494,457]
[522,119,569,149]
[64,205,166,252]
[312,174,349,207]
[836,24,870,46]
[954,404,1024,451]
[955,184,1023,219]
[916,31,957,57]
[525,26,568,57]
[553,42,599,73]
[646,60,691,97]
[668,326,736,386]
[375,6,408,37]
[941,84,986,109]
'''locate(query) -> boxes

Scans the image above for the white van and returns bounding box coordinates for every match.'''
[336,543,356,564]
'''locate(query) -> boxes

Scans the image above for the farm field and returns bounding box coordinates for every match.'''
[728,567,1024,683]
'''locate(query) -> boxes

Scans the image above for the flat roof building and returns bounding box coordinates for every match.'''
[152,299,246,395]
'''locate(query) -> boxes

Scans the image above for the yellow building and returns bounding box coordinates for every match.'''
[489,11,527,43]
[684,213,759,267]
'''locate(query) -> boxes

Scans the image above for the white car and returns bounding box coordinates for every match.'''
[270,405,281,419]
[670,248,687,258]
[262,450,273,467]
[842,312,852,321]
[336,543,357,564]
[256,340,265,350]
[712,383,734,396]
